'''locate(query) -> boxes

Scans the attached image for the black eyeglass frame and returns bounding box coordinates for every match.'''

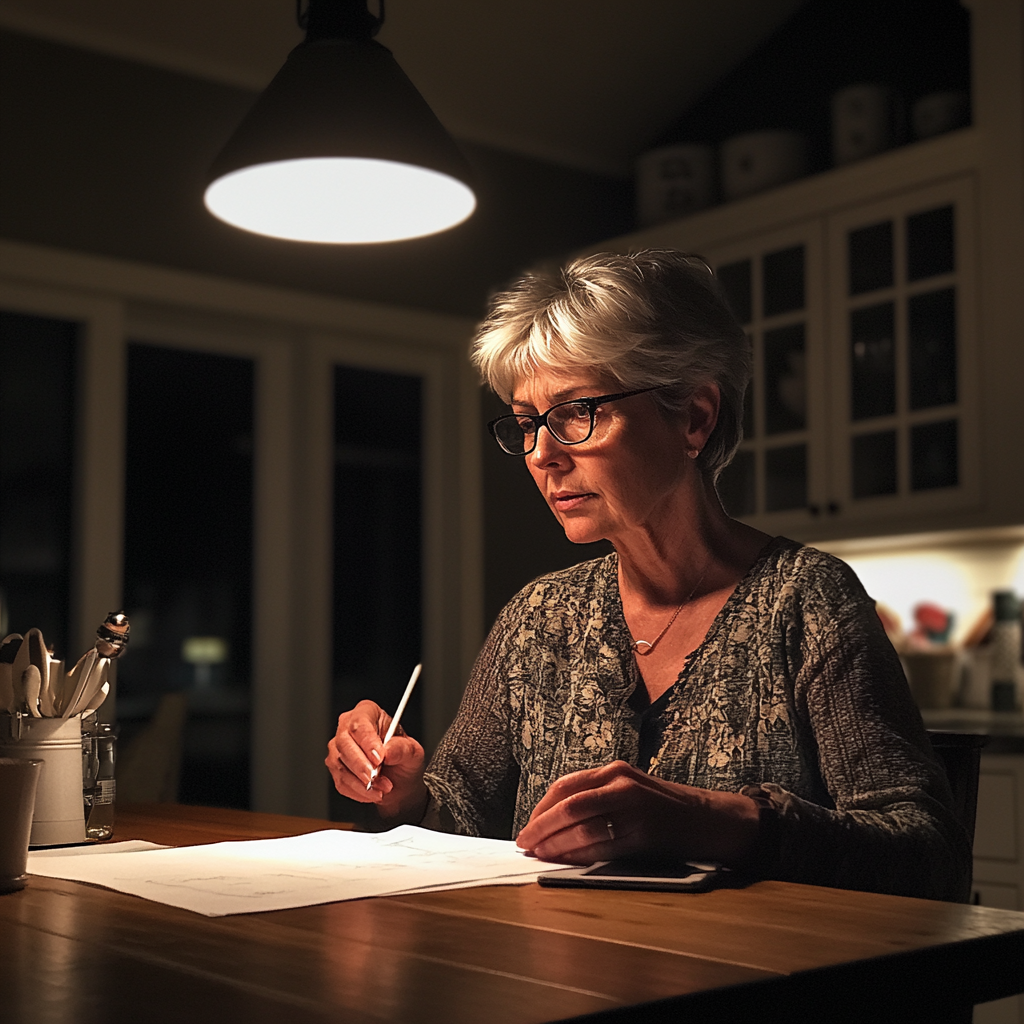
[487,384,671,456]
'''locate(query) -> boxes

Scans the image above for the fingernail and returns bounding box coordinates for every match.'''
[370,748,382,764]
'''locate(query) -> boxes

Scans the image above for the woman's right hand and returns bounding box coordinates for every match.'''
[325,700,428,823]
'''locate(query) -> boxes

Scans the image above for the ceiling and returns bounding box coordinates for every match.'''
[0,0,806,176]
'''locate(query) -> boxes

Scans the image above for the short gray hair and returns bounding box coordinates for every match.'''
[470,249,751,480]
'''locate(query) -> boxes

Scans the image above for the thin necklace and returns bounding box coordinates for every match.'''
[629,561,710,656]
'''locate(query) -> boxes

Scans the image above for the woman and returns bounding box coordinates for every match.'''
[327,249,970,901]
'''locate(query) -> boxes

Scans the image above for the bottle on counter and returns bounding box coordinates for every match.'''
[82,720,116,840]
[989,590,1022,712]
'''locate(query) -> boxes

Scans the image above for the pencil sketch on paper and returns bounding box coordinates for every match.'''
[27,825,567,916]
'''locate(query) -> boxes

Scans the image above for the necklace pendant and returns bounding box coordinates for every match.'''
[632,639,654,655]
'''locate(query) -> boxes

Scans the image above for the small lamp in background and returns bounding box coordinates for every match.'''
[204,0,476,243]
[182,636,229,690]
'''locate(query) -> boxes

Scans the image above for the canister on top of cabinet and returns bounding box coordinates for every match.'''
[832,84,905,166]
[720,131,808,202]
[635,144,716,226]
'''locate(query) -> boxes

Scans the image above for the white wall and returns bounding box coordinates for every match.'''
[819,528,1024,644]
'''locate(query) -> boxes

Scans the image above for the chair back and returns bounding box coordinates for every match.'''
[927,730,988,849]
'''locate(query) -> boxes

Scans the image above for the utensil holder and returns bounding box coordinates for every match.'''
[0,715,85,846]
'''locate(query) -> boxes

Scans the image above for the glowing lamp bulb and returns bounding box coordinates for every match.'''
[204,156,477,244]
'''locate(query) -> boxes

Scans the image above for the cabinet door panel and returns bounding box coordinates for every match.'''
[848,220,894,294]
[975,771,1018,861]
[852,430,897,498]
[825,176,978,524]
[704,221,827,533]
[850,302,897,419]
[908,287,957,409]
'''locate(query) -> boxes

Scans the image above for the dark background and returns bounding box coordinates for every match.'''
[0,0,972,641]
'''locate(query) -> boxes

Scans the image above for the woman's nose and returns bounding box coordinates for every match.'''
[529,425,570,467]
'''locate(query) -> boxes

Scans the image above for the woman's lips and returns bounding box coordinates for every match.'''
[551,492,595,512]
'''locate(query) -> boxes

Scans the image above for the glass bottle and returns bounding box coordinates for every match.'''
[989,591,1021,712]
[85,723,116,840]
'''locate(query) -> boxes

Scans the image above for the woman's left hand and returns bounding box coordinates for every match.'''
[515,760,760,867]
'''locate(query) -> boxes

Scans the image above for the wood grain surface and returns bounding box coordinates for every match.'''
[3,804,1023,1024]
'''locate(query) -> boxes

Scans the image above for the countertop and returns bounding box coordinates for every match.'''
[923,708,1024,753]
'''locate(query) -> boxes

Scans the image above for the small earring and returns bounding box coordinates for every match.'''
[687,448,700,460]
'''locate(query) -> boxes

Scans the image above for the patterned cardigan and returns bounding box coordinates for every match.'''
[423,537,972,901]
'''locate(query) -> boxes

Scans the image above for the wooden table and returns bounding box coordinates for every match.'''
[4,804,1024,1023]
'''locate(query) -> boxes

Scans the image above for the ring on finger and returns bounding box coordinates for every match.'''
[604,817,615,842]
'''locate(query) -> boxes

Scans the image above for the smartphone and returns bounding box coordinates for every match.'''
[538,858,727,892]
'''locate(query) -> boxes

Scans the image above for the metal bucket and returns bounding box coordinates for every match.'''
[0,715,85,846]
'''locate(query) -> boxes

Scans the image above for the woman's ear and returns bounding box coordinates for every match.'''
[684,384,720,457]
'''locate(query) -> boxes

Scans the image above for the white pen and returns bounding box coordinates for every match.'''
[366,663,422,791]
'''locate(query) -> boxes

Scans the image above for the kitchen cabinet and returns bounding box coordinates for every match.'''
[973,753,1024,1024]
[699,176,977,537]
[586,0,1024,546]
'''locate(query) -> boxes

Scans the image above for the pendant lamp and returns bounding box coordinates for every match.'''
[204,0,476,244]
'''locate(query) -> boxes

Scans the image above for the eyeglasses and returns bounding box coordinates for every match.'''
[487,385,669,456]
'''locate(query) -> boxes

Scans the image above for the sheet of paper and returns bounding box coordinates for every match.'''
[26,825,568,916]
[30,840,167,858]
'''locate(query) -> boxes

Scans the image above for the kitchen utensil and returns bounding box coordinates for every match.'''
[23,665,42,719]
[68,662,107,718]
[60,650,97,720]
[80,682,109,717]
[0,636,21,714]
[11,636,30,711]
[38,660,60,718]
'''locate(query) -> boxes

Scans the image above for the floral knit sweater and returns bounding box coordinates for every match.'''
[423,537,971,901]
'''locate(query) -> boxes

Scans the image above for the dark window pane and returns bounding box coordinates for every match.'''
[911,419,958,491]
[717,449,755,518]
[848,221,893,295]
[332,365,422,826]
[909,288,957,409]
[764,323,806,435]
[852,431,897,499]
[122,345,254,810]
[850,302,896,420]
[765,444,807,512]
[717,259,752,325]
[762,245,805,317]
[0,312,77,652]
[907,205,954,281]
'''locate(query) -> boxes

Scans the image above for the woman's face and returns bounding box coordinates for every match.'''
[511,368,695,547]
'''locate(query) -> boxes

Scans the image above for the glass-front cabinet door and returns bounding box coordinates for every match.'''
[709,222,829,532]
[825,176,978,522]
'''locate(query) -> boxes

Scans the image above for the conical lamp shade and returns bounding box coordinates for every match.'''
[205,38,476,243]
